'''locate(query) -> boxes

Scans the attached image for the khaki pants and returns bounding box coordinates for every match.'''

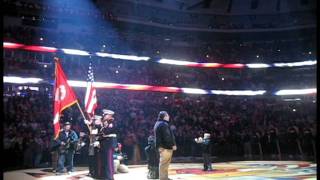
[159,148,173,180]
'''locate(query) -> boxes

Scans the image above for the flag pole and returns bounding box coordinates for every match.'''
[76,101,92,132]
[76,101,86,120]
[53,57,58,139]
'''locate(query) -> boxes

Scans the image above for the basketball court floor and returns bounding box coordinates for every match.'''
[4,161,316,180]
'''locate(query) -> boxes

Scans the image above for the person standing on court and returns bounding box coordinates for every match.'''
[99,109,117,180]
[56,122,79,175]
[154,111,177,180]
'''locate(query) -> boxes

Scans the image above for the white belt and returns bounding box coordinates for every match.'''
[103,134,117,138]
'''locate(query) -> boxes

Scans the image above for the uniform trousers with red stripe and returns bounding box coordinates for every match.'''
[100,138,115,180]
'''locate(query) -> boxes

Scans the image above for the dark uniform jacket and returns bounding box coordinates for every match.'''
[145,137,160,167]
[99,123,117,149]
[154,119,176,149]
[200,138,212,154]
[87,124,102,155]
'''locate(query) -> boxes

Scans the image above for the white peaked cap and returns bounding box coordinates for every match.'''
[102,109,115,116]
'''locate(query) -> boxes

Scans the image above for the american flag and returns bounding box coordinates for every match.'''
[84,61,97,116]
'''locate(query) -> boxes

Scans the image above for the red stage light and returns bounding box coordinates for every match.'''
[222,64,245,68]
[23,46,57,53]
[3,42,24,49]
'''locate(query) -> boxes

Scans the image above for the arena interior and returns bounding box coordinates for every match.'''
[3,0,317,179]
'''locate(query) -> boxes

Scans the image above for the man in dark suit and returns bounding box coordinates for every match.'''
[154,111,176,180]
[56,122,79,175]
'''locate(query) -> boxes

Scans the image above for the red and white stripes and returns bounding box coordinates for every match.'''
[84,82,97,115]
[3,76,316,96]
[3,42,316,68]
[84,62,97,115]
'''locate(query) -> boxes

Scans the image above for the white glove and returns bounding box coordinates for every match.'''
[93,141,100,147]
[84,120,91,125]
[81,142,86,147]
[91,129,98,135]
[198,137,203,143]
[173,145,177,151]
[117,156,123,160]
[79,132,86,137]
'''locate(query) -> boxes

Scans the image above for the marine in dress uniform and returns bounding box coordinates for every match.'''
[99,109,117,180]
[86,115,102,177]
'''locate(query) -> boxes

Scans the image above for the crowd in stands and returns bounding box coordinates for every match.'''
[3,47,316,91]
[3,0,316,63]
[3,0,317,171]
[3,24,316,63]
[3,87,316,170]
[99,1,316,29]
[51,57,316,90]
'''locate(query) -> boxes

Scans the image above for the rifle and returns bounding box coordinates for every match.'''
[76,131,100,152]
[75,135,87,154]
[75,132,101,154]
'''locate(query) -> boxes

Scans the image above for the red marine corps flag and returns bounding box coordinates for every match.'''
[53,58,78,139]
